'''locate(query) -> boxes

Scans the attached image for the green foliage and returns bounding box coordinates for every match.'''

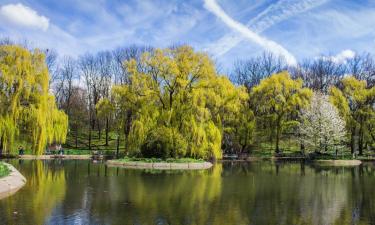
[0,162,10,178]
[118,157,204,163]
[96,98,114,119]
[110,46,248,160]
[250,72,312,153]
[141,126,187,159]
[330,76,375,153]
[0,45,68,155]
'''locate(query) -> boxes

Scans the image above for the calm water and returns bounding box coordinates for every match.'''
[0,160,374,225]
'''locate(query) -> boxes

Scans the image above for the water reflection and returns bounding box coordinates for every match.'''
[0,160,374,225]
[0,160,66,225]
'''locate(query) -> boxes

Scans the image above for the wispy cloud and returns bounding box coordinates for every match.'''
[206,0,328,57]
[204,0,297,66]
[0,3,49,31]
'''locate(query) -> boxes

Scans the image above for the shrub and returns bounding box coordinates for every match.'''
[141,126,187,159]
[0,163,10,178]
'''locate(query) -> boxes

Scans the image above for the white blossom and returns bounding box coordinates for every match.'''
[299,92,347,152]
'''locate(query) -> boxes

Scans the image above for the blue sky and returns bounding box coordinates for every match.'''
[1,0,375,70]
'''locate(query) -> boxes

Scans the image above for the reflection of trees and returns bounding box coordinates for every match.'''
[298,167,348,225]
[0,161,374,224]
[82,162,375,225]
[0,160,66,225]
[216,162,375,225]
[96,165,224,224]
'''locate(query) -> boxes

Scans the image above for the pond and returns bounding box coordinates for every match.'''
[0,160,374,225]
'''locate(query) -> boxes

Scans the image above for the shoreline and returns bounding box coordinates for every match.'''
[19,155,92,160]
[106,160,213,170]
[220,157,373,166]
[3,155,373,166]
[313,159,362,166]
[0,163,26,200]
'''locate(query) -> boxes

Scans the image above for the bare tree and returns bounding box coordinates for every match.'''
[44,49,59,88]
[96,51,113,144]
[69,87,88,148]
[232,52,287,91]
[346,53,375,88]
[295,58,346,92]
[55,56,77,117]
[0,37,14,45]
[79,53,99,150]
[112,45,152,84]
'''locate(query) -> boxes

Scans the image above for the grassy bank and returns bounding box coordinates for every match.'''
[117,157,205,163]
[11,130,374,161]
[0,162,10,178]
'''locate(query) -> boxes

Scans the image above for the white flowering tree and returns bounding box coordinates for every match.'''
[299,92,347,154]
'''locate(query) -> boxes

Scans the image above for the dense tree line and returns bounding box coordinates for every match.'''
[0,41,374,158]
[233,53,375,156]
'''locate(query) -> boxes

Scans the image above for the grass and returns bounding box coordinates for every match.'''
[64,130,126,152]
[247,138,375,160]
[0,162,10,178]
[117,157,205,163]
[14,130,374,160]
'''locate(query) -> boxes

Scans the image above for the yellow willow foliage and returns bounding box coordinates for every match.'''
[0,45,68,154]
[251,72,312,152]
[96,98,114,119]
[251,72,312,114]
[111,46,247,159]
[330,76,375,121]
[330,76,375,144]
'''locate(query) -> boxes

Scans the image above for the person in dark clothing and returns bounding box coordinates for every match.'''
[18,146,24,155]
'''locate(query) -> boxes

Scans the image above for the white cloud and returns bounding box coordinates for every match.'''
[206,0,328,57]
[204,0,297,66]
[324,49,356,64]
[0,3,49,31]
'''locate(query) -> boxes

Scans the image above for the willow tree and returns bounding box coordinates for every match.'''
[96,98,114,147]
[0,45,68,155]
[111,46,248,160]
[330,76,375,155]
[251,72,312,153]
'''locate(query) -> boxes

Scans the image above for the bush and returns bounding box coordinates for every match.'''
[0,163,10,178]
[141,126,187,159]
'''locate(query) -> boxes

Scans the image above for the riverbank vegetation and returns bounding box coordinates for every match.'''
[0,41,374,160]
[0,162,10,178]
[118,157,205,163]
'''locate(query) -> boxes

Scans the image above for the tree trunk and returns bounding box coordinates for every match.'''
[275,126,280,154]
[350,128,355,154]
[98,121,101,140]
[0,135,3,156]
[105,117,109,146]
[75,126,78,148]
[300,143,305,155]
[88,127,92,151]
[358,121,364,155]
[275,117,281,154]
[116,134,120,159]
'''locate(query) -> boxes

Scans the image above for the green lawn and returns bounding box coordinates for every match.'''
[117,157,205,163]
[0,162,10,178]
[64,130,125,152]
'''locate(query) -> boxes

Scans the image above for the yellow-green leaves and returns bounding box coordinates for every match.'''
[329,76,375,154]
[110,46,247,159]
[251,72,312,152]
[0,45,68,155]
[96,98,114,119]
